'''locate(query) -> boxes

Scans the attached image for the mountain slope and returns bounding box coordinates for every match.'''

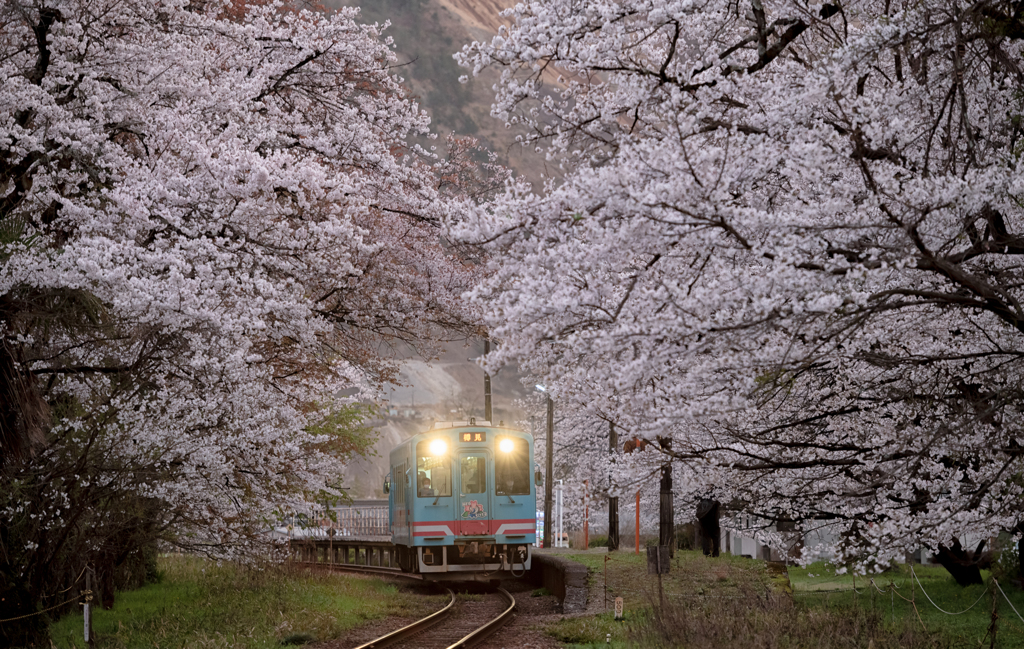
[325,0,549,179]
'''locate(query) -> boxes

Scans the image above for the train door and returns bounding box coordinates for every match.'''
[457,451,490,535]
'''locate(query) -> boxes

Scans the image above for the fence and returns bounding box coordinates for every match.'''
[330,505,389,538]
[279,503,389,540]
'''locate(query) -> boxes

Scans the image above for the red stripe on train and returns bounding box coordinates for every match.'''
[410,518,536,536]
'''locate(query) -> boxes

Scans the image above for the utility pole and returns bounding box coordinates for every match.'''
[483,337,492,422]
[608,421,619,551]
[544,394,554,548]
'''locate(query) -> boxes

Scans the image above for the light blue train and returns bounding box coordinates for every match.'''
[385,420,538,578]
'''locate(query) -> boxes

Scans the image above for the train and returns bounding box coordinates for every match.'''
[384,420,539,576]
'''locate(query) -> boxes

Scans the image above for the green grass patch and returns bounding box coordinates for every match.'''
[546,550,1024,648]
[49,555,442,649]
[791,561,1024,648]
[547,611,635,648]
[568,548,776,600]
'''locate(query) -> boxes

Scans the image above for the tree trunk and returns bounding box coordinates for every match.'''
[658,439,674,556]
[935,538,988,587]
[1018,535,1023,585]
[659,467,674,556]
[0,339,49,469]
[696,499,720,557]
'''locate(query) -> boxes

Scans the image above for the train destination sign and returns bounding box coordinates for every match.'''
[461,432,486,442]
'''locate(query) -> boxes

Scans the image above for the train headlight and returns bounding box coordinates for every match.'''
[429,439,447,456]
[499,438,515,453]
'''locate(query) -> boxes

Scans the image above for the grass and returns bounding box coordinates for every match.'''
[567,548,778,602]
[548,550,782,648]
[547,611,634,648]
[543,549,1024,648]
[790,561,1024,648]
[49,554,443,649]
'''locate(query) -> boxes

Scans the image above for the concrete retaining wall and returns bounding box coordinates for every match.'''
[528,552,589,613]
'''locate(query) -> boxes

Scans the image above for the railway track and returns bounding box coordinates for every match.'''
[351,586,515,649]
[299,561,423,581]
[295,560,517,648]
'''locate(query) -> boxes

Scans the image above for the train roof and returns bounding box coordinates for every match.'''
[430,420,492,429]
[402,420,532,441]
[426,419,524,432]
[389,422,533,460]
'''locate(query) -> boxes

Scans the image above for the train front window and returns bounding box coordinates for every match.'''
[495,437,530,496]
[460,455,487,494]
[416,441,452,498]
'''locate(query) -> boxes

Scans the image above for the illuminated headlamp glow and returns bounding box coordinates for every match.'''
[429,439,448,456]
[499,438,515,453]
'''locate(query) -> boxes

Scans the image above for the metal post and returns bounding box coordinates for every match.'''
[608,421,619,551]
[544,395,554,549]
[84,566,94,647]
[635,491,640,555]
[484,338,492,422]
[584,479,589,549]
[554,480,564,547]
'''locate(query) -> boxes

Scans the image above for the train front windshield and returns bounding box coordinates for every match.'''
[416,440,452,498]
[495,437,531,496]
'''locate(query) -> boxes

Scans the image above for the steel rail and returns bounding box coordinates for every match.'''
[294,561,425,581]
[445,587,516,649]
[303,561,515,649]
[351,588,456,649]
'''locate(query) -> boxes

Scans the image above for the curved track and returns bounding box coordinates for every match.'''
[308,561,423,581]
[352,586,515,649]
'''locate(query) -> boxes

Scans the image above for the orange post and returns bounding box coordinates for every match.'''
[635,490,640,554]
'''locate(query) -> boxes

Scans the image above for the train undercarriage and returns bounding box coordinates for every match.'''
[398,541,531,576]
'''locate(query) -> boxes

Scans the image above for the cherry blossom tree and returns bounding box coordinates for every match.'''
[0,0,478,638]
[455,0,1024,569]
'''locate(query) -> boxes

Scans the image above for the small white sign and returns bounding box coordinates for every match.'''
[614,596,624,620]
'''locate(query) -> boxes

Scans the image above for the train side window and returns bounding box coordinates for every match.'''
[416,441,452,498]
[495,438,530,496]
[460,455,487,494]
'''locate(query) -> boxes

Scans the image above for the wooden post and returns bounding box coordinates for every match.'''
[604,555,610,610]
[608,421,619,552]
[659,571,664,610]
[989,577,998,649]
[646,545,669,609]
[635,491,640,554]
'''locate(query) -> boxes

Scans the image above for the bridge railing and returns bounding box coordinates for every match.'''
[330,505,389,538]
